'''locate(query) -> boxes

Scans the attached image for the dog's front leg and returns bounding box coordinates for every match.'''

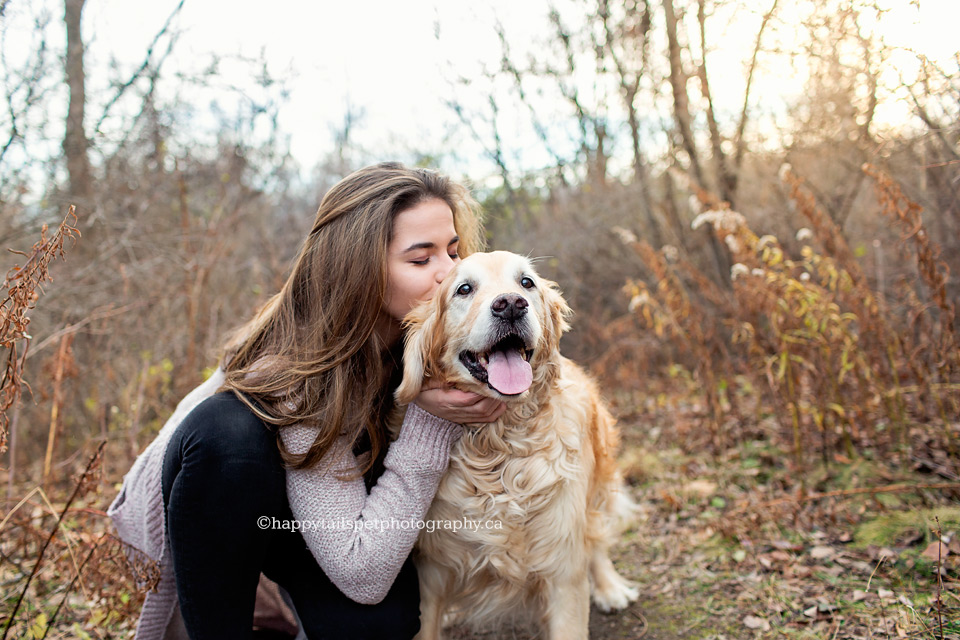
[413,562,449,640]
[541,572,590,640]
[415,595,444,640]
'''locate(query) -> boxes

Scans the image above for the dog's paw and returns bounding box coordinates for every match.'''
[592,574,639,613]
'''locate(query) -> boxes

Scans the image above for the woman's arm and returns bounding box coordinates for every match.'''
[282,403,462,605]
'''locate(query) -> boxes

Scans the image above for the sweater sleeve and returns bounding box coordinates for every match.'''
[281,403,462,605]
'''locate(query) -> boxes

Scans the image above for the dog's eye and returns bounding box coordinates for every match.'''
[520,276,535,289]
[455,283,473,296]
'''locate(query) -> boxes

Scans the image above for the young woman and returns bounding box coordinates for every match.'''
[108,163,506,639]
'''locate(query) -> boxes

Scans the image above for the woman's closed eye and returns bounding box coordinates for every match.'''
[410,251,459,266]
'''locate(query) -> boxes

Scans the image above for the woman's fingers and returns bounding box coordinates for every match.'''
[413,385,506,424]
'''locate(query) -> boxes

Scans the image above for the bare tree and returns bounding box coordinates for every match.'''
[63,0,92,204]
[495,21,571,187]
[695,0,734,205]
[662,0,704,190]
[662,0,731,284]
[546,6,612,188]
[783,1,887,228]
[732,0,779,193]
[3,0,301,483]
[597,0,664,247]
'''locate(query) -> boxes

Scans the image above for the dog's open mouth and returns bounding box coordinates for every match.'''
[458,334,534,396]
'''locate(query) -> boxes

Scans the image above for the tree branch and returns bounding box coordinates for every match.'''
[93,0,185,135]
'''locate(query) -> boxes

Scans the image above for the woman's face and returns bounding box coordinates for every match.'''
[383,198,460,324]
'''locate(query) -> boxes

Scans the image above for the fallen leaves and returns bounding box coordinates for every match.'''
[921,540,949,562]
[743,614,770,630]
[809,545,835,559]
[609,412,960,640]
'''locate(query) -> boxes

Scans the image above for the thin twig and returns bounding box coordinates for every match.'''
[936,516,944,640]
[41,533,107,637]
[1,440,105,639]
[26,302,143,358]
[93,0,185,134]
[728,482,960,517]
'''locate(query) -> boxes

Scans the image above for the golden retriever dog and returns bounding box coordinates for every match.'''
[395,251,639,640]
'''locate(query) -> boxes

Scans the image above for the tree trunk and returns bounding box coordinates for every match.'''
[662,169,690,252]
[697,0,735,207]
[587,122,609,189]
[733,0,779,199]
[663,0,729,286]
[662,0,705,189]
[598,0,663,245]
[551,8,609,187]
[63,0,92,203]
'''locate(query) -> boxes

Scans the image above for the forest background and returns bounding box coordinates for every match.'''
[1,0,959,637]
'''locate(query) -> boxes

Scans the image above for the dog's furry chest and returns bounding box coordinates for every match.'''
[420,410,591,583]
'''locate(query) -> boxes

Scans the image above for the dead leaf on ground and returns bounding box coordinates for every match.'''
[772,540,804,551]
[680,479,717,497]
[743,615,771,630]
[809,545,834,559]
[921,540,949,561]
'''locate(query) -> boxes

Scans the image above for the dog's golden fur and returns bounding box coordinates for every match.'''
[395,251,638,640]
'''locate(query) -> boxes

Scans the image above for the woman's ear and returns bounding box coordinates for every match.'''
[541,279,572,354]
[395,299,441,405]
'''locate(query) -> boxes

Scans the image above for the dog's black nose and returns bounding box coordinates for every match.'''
[491,294,528,321]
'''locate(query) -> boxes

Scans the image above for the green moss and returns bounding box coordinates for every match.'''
[854,507,960,548]
[874,492,904,508]
[618,446,666,485]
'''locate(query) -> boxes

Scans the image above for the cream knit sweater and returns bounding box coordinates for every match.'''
[107,369,461,639]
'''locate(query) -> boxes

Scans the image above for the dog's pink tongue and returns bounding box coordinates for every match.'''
[486,349,532,395]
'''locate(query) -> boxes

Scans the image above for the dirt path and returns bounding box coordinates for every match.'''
[439,416,960,640]
[440,495,724,640]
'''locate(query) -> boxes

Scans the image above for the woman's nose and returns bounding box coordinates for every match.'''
[435,254,457,282]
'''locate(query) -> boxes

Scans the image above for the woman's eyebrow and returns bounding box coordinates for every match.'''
[402,241,436,254]
[401,236,459,254]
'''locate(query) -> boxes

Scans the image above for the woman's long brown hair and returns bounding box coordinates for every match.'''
[220,163,484,472]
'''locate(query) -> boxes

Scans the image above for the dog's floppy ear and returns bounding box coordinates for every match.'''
[395,295,447,405]
[540,278,572,353]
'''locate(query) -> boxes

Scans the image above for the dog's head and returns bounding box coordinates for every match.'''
[395,251,571,405]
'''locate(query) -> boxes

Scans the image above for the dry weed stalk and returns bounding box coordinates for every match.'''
[935,516,944,639]
[779,165,866,286]
[2,441,102,638]
[862,164,959,453]
[616,227,732,447]
[0,439,156,635]
[864,163,958,379]
[0,207,80,451]
[779,165,910,442]
[620,165,958,466]
[702,207,869,465]
[43,332,78,484]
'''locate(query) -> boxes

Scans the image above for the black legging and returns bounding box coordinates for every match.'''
[161,391,421,640]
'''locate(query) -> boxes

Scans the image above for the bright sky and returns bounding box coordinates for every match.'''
[3,0,958,185]
[81,0,546,180]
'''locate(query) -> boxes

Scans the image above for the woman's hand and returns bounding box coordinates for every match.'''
[414,380,506,424]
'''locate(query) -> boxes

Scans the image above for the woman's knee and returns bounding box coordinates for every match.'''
[165,392,284,498]
[178,392,277,459]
